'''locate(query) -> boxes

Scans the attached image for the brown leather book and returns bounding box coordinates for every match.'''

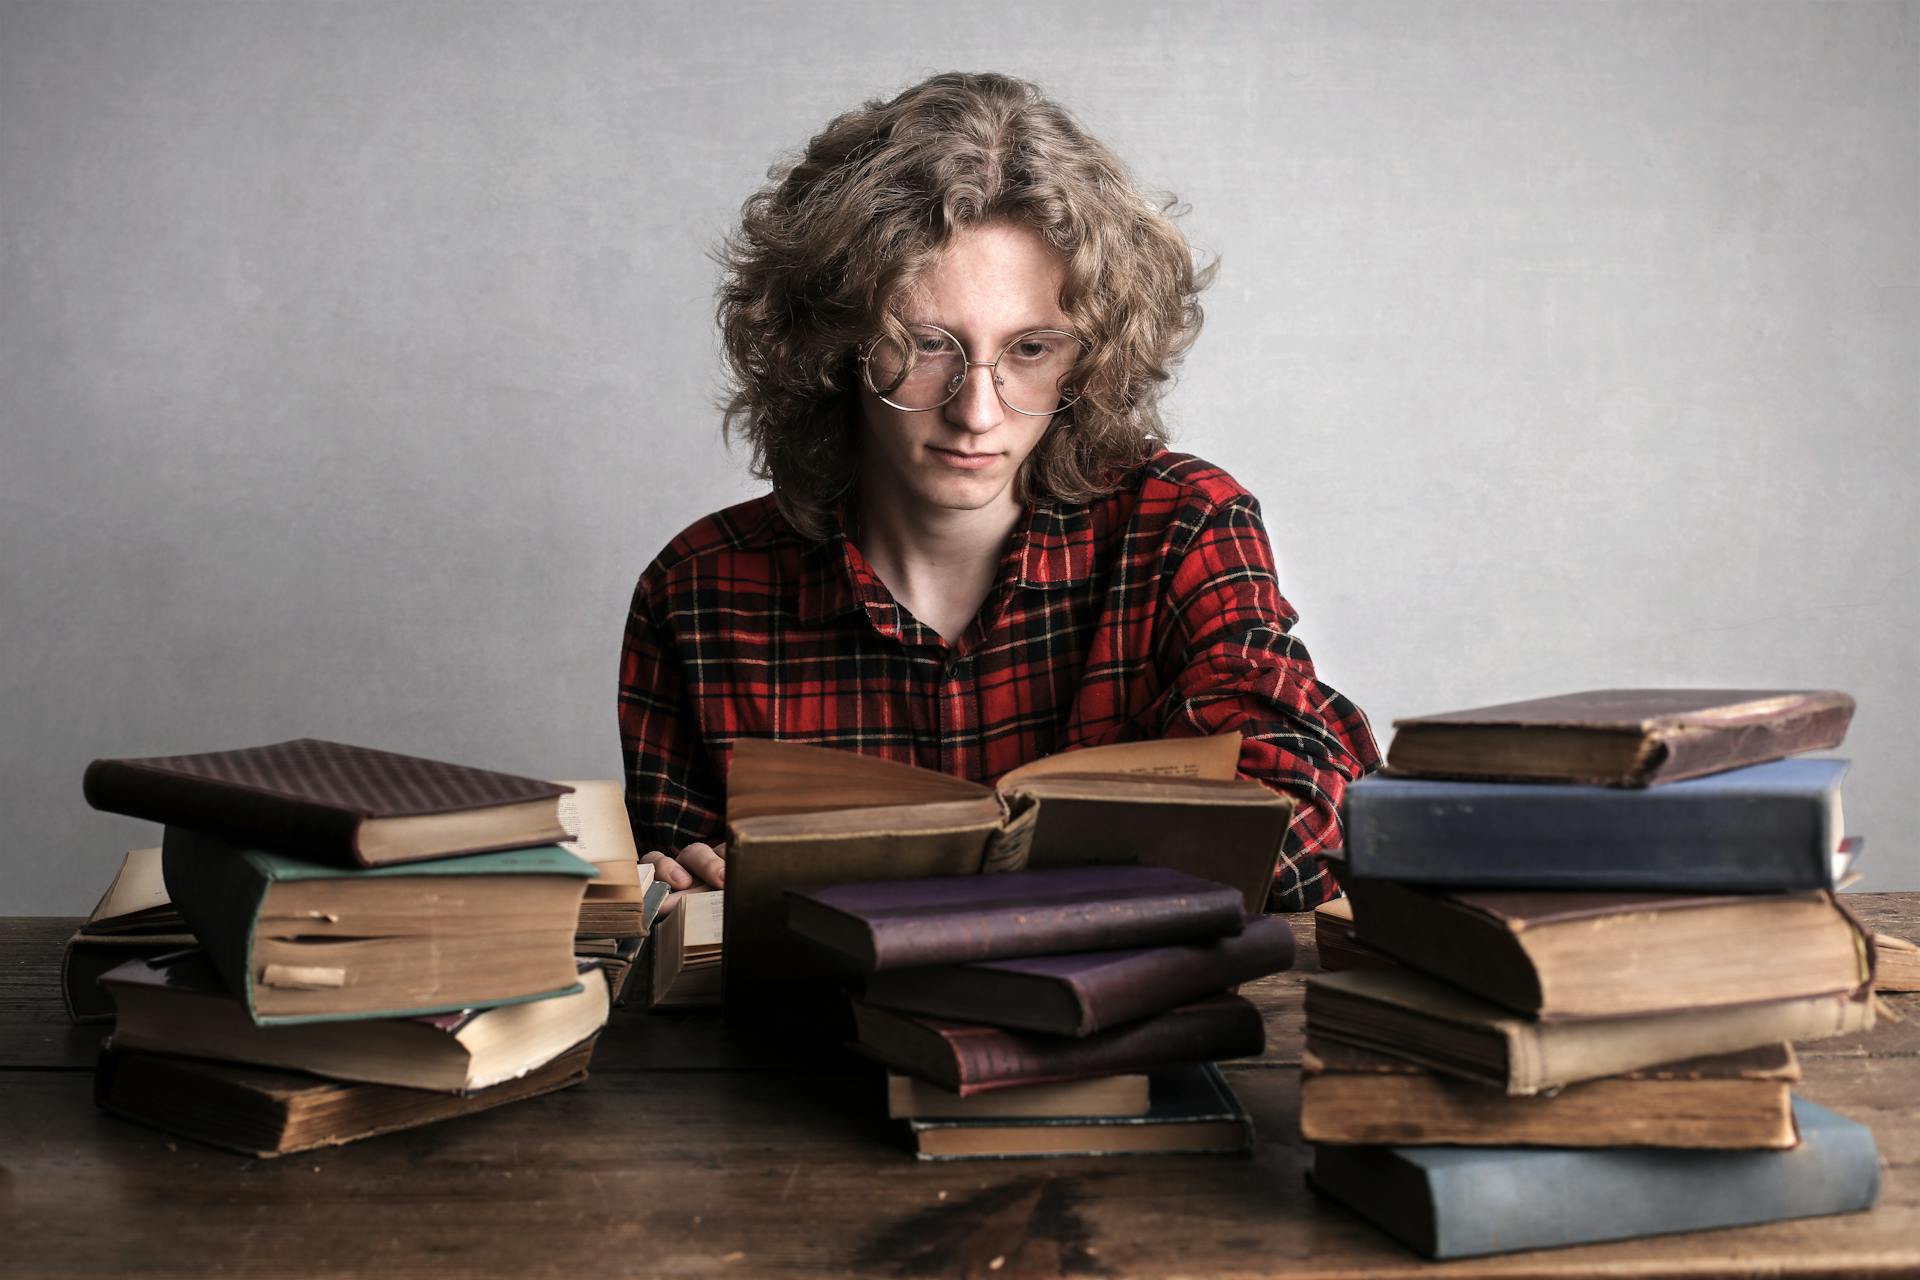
[94,1038,594,1157]
[851,992,1265,1096]
[1344,878,1874,1018]
[1385,688,1854,786]
[1311,897,1394,973]
[1301,1039,1799,1149]
[83,738,572,867]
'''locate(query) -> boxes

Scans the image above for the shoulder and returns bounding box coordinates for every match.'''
[631,493,809,611]
[1086,450,1264,549]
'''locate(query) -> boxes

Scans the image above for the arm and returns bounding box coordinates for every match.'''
[1152,492,1381,911]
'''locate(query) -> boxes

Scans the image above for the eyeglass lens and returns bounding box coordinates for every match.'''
[865,325,1084,415]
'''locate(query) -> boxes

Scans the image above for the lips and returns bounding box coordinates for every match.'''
[929,446,1000,470]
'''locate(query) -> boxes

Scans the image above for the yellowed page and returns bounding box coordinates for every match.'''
[998,731,1242,787]
[554,779,641,882]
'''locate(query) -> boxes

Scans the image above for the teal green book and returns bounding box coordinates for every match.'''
[162,827,595,1026]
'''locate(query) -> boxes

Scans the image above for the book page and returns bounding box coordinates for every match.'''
[683,889,725,949]
[726,739,990,823]
[997,732,1242,788]
[554,779,641,879]
[91,847,169,926]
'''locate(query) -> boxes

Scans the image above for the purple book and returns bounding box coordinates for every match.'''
[860,914,1297,1036]
[784,865,1246,973]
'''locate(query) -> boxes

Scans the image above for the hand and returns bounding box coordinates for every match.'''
[641,841,725,914]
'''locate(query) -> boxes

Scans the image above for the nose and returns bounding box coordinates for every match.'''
[941,361,1005,434]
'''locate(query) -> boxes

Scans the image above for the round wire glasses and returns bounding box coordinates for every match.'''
[859,323,1090,417]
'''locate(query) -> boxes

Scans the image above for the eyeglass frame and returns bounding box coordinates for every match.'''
[857,323,1092,417]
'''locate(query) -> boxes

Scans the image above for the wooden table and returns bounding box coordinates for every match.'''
[4,896,1918,1279]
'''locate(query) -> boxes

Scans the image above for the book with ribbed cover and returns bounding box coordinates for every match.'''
[1310,1096,1879,1260]
[908,1063,1253,1160]
[1304,968,1874,1095]
[84,738,573,867]
[859,913,1294,1036]
[1343,880,1873,1018]
[102,951,610,1091]
[786,865,1247,974]
[1301,1039,1800,1149]
[162,827,596,1024]
[1384,688,1854,787]
[1341,758,1850,892]
[851,992,1265,1095]
[95,1039,595,1157]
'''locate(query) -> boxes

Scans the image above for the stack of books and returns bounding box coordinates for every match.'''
[79,738,608,1157]
[1304,689,1885,1259]
[785,864,1296,1160]
[554,779,669,1005]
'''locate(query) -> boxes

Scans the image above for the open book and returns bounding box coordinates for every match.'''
[722,732,1292,1008]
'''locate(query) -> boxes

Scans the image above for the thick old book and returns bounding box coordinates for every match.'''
[787,865,1247,974]
[1300,1039,1799,1149]
[649,888,724,1010]
[1342,757,1850,891]
[558,778,660,940]
[1343,879,1872,1018]
[102,951,609,1091]
[887,1072,1150,1119]
[723,734,1289,1008]
[1305,967,1873,1095]
[1310,1096,1879,1260]
[859,913,1295,1036]
[62,930,199,1024]
[576,934,646,1006]
[1311,897,1392,973]
[851,992,1265,1096]
[95,1038,595,1158]
[1877,932,1920,993]
[1384,688,1854,787]
[81,846,184,934]
[162,827,595,1024]
[908,1063,1252,1160]
[84,738,572,868]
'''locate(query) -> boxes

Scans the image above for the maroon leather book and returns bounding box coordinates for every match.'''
[83,739,572,867]
[1385,689,1854,787]
[785,865,1246,973]
[850,992,1267,1095]
[860,914,1296,1036]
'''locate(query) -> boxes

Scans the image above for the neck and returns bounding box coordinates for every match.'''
[853,475,1026,643]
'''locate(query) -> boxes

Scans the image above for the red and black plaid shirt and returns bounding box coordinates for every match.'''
[618,450,1380,910]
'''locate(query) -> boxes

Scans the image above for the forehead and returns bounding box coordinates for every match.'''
[899,222,1070,333]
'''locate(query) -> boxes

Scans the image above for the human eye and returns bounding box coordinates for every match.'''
[910,329,958,357]
[1008,333,1068,364]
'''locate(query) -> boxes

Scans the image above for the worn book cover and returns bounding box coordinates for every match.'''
[887,1072,1151,1120]
[860,913,1295,1036]
[1310,1096,1879,1259]
[162,827,594,1024]
[1301,1039,1799,1148]
[1341,757,1850,891]
[1343,879,1874,1018]
[723,733,1288,1012]
[851,991,1265,1095]
[1385,688,1854,787]
[85,738,572,867]
[908,1063,1253,1160]
[1304,967,1874,1095]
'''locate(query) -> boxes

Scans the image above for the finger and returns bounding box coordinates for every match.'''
[679,842,726,889]
[640,850,695,890]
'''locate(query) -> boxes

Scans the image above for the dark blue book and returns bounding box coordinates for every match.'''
[1340,757,1848,891]
[1311,1096,1879,1259]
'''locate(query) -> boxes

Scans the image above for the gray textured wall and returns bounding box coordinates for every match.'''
[3,1,1915,913]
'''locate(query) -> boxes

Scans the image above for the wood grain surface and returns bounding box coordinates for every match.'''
[4,896,1918,1278]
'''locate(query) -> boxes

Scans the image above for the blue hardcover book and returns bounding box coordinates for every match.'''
[1311,1096,1880,1259]
[1340,758,1848,891]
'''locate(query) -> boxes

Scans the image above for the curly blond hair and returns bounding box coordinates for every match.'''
[717,72,1214,541]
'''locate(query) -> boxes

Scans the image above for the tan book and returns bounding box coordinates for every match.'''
[1876,932,1920,992]
[1344,879,1872,1018]
[648,889,723,1010]
[1305,967,1874,1095]
[1301,1039,1799,1149]
[724,733,1288,1003]
[888,1072,1150,1119]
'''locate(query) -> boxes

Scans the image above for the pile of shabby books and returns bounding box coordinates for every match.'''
[76,738,619,1157]
[1303,689,1886,1260]
[785,864,1295,1159]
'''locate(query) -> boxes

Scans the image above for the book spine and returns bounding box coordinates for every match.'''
[161,830,273,1021]
[943,995,1266,1094]
[84,759,367,867]
[865,891,1247,971]
[1064,917,1298,1034]
[1342,772,1837,891]
[1643,703,1855,785]
[1419,1099,1878,1259]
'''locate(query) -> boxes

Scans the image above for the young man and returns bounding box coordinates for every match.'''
[621,72,1379,913]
